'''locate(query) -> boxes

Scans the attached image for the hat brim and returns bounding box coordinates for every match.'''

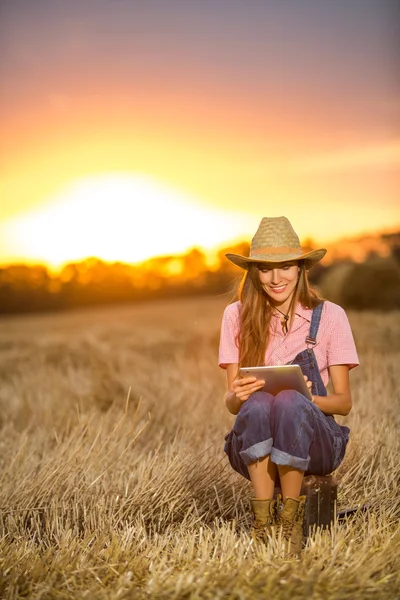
[225,248,327,270]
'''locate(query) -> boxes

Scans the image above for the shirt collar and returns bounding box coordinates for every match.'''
[271,302,312,322]
[294,303,313,322]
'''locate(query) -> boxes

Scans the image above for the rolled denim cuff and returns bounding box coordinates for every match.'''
[270,447,310,471]
[239,438,273,465]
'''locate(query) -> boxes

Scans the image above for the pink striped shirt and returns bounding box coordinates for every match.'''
[218,301,359,386]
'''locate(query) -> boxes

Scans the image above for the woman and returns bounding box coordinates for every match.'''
[219,216,359,553]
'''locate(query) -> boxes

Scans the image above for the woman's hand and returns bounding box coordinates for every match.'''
[303,375,314,401]
[232,376,265,403]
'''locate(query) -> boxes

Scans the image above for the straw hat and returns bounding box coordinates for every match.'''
[226,216,326,270]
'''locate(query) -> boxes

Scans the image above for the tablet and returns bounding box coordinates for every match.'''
[238,365,312,401]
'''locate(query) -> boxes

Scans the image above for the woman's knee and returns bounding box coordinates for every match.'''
[272,390,311,417]
[240,391,272,419]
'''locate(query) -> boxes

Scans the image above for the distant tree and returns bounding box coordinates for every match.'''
[217,241,250,271]
[0,264,56,313]
[301,237,316,252]
[340,257,400,310]
[392,246,400,266]
[181,248,207,280]
[382,232,400,266]
[317,262,355,305]
[307,262,328,286]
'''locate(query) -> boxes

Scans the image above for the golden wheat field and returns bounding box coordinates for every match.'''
[0,295,399,599]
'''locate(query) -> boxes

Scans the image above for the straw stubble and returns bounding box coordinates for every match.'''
[0,297,399,599]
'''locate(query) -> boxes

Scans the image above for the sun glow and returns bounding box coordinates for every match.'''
[0,174,256,269]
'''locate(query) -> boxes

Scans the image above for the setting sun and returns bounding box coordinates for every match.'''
[0,174,256,269]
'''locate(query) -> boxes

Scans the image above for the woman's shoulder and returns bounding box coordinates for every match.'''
[320,300,351,327]
[220,301,241,337]
[319,301,358,361]
[223,301,241,319]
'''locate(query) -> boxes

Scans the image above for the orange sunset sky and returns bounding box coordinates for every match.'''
[0,0,399,269]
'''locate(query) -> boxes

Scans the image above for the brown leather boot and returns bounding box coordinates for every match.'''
[277,495,306,555]
[250,496,280,544]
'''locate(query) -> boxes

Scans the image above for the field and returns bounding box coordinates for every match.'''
[0,296,399,599]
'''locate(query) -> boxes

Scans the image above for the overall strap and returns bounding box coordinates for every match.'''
[306,301,324,348]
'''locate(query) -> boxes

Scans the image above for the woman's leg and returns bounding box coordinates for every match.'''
[247,455,277,499]
[225,391,276,498]
[229,392,280,540]
[268,390,314,552]
[276,465,304,500]
[226,389,345,492]
[269,388,348,478]
[269,390,313,498]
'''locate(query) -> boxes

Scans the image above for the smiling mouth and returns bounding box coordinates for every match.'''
[270,285,287,293]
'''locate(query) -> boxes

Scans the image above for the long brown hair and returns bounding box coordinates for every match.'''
[236,261,322,369]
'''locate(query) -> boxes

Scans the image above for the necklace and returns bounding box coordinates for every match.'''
[275,306,290,334]
[274,292,296,335]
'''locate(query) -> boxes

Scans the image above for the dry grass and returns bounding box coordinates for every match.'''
[0,296,399,599]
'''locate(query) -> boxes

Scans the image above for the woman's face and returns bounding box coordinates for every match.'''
[258,262,299,305]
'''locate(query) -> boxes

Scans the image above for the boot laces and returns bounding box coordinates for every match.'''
[296,503,305,521]
[281,518,294,540]
[280,501,304,539]
[254,512,275,528]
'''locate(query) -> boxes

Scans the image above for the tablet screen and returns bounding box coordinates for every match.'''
[239,365,312,401]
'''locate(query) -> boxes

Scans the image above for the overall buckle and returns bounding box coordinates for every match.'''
[306,336,317,348]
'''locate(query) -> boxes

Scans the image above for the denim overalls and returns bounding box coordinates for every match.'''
[224,302,350,480]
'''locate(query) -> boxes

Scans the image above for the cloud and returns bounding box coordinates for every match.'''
[290,140,400,174]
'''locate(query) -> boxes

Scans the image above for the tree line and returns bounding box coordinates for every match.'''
[1,234,400,315]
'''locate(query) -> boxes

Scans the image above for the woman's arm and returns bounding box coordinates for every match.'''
[224,363,265,415]
[312,364,353,416]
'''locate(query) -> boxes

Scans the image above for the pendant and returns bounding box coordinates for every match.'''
[282,316,289,334]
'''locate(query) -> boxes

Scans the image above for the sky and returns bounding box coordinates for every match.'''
[0,0,399,268]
